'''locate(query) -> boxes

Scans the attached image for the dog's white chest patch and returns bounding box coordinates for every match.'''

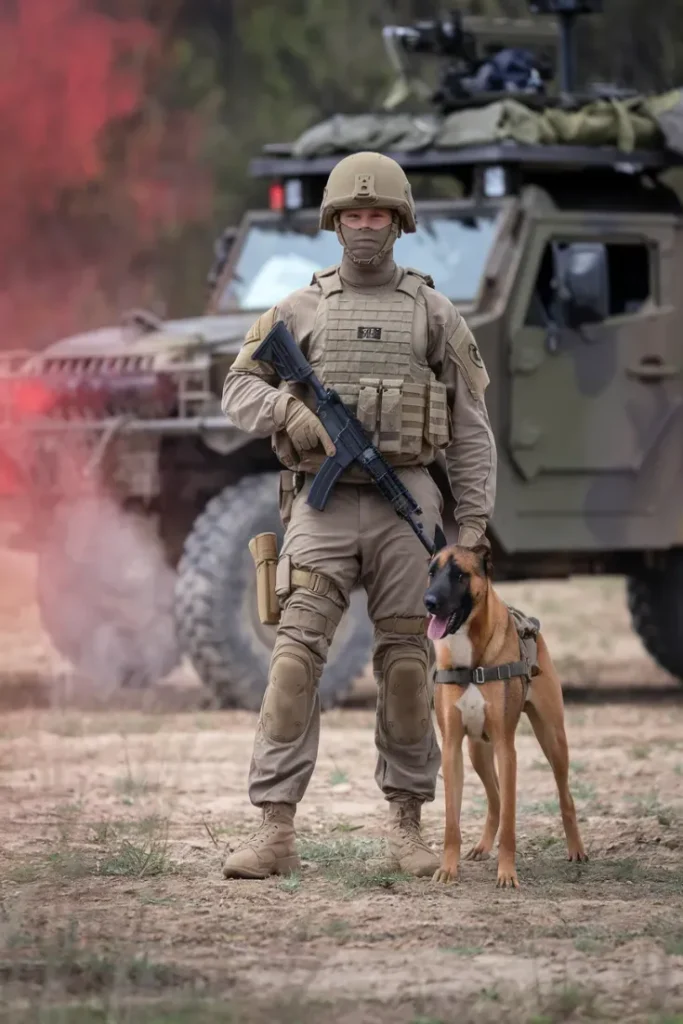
[447,629,486,739]
[457,685,486,739]
[448,628,473,668]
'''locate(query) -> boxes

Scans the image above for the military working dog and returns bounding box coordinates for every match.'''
[424,543,587,888]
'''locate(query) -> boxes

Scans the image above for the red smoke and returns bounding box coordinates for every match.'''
[0,0,154,250]
[0,0,212,349]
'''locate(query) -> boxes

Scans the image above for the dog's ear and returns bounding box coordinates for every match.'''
[471,541,493,578]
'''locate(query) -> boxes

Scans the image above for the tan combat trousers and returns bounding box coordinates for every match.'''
[248,466,442,807]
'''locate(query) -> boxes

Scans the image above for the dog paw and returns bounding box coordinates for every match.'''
[496,870,519,889]
[465,844,491,861]
[432,866,459,884]
[568,847,589,863]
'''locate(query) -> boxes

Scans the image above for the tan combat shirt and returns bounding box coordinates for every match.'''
[221,264,497,546]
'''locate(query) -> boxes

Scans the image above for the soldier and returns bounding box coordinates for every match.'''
[221,151,496,879]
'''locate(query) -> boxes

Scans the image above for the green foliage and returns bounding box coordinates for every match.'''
[157,0,683,316]
[13,0,683,328]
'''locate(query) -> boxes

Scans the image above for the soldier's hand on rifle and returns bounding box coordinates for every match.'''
[282,398,336,456]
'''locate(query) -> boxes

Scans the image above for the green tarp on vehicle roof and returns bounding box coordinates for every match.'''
[291,90,683,158]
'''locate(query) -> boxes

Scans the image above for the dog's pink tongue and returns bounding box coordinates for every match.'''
[427,615,449,640]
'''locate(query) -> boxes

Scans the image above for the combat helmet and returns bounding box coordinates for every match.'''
[319,151,417,233]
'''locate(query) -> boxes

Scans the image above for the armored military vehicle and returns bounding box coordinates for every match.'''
[1,0,682,705]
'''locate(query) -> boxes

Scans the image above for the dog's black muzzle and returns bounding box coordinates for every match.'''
[424,570,473,638]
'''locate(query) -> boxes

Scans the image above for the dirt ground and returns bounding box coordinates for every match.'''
[1,549,683,1023]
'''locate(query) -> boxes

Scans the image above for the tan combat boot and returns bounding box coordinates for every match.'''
[387,796,439,878]
[222,802,300,879]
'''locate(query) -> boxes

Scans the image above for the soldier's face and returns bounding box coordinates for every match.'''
[339,208,393,230]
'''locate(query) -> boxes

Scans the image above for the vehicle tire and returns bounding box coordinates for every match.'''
[627,553,683,681]
[37,496,181,690]
[175,473,373,711]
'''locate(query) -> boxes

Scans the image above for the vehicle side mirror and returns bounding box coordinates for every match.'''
[552,242,609,327]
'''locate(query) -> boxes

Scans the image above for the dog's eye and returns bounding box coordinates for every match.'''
[427,564,436,578]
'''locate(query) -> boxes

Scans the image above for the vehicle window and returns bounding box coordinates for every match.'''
[215,210,501,312]
[525,240,652,327]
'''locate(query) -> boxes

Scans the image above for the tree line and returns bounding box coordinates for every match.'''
[3,0,683,345]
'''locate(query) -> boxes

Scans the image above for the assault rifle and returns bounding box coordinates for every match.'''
[253,320,447,557]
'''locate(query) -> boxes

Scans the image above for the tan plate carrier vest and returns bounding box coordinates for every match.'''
[273,265,452,474]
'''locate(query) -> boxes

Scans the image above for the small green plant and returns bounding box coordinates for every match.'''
[298,836,410,891]
[298,836,382,865]
[626,791,675,825]
[323,919,351,939]
[342,867,411,890]
[114,772,159,800]
[8,862,42,884]
[572,779,597,802]
[90,820,119,845]
[522,798,560,816]
[278,873,301,893]
[530,982,600,1022]
[574,936,603,953]
[442,944,483,956]
[331,820,362,833]
[99,838,170,878]
[0,921,193,997]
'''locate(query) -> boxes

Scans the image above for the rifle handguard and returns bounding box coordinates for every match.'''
[248,532,281,626]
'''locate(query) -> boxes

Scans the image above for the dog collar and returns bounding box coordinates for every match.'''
[435,660,530,686]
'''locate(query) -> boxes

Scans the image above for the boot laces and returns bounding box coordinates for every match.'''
[241,808,290,848]
[393,800,429,846]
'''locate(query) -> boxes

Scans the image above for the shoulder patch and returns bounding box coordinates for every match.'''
[232,307,279,376]
[245,307,277,345]
[449,317,490,398]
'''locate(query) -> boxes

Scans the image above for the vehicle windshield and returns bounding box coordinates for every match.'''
[215,208,500,312]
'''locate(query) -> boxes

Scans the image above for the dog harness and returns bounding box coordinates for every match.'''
[434,660,532,686]
[434,608,541,690]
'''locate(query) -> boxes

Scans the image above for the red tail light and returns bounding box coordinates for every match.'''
[269,182,285,211]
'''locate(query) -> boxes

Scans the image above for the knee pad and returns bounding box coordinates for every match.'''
[261,640,317,743]
[380,644,430,746]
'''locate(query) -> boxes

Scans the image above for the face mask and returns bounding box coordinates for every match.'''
[336,219,399,267]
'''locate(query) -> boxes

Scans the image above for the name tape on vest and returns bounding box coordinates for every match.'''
[357,326,382,340]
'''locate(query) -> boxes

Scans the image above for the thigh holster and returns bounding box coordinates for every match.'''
[249,531,345,628]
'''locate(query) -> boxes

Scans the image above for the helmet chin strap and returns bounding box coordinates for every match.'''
[334,215,401,268]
